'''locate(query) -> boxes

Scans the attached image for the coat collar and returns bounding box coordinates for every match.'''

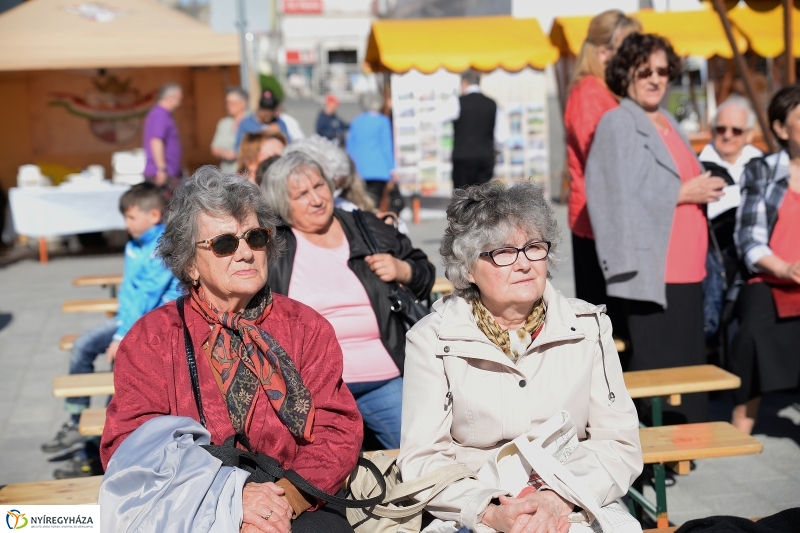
[619,98,684,179]
[277,208,371,260]
[432,281,591,369]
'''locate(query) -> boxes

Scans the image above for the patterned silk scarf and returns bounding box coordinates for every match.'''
[189,285,315,442]
[472,298,546,362]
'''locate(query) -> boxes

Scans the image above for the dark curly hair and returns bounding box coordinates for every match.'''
[768,84,800,149]
[605,33,682,98]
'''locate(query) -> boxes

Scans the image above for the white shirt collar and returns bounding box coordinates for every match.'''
[698,143,763,169]
[464,84,481,95]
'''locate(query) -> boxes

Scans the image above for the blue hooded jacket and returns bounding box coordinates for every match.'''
[113,224,181,342]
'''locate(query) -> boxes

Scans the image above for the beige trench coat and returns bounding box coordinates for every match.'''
[398,281,643,533]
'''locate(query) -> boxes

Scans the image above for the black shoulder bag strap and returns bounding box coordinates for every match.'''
[175,296,386,508]
[177,296,207,428]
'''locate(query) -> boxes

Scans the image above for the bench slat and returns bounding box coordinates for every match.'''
[61,299,119,314]
[50,365,739,402]
[431,277,453,296]
[59,334,79,351]
[640,422,762,464]
[72,274,123,287]
[78,408,107,437]
[624,365,740,399]
[53,373,114,398]
[0,477,102,505]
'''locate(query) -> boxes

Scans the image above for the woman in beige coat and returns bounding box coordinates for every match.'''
[398,182,642,533]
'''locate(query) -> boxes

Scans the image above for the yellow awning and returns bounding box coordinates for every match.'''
[550,8,748,59]
[728,5,800,58]
[365,16,559,74]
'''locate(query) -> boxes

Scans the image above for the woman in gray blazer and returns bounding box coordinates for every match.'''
[585,33,726,424]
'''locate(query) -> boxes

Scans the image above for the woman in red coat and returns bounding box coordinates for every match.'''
[100,166,362,533]
[564,10,639,347]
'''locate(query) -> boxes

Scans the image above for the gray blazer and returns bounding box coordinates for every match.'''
[585,98,700,308]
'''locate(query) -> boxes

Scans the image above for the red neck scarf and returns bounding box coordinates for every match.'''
[189,285,315,442]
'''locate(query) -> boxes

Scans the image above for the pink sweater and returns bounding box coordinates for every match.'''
[288,229,400,383]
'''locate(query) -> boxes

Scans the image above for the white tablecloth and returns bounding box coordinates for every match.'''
[9,184,129,237]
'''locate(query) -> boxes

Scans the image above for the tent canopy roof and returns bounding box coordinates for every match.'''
[365,15,559,74]
[0,0,239,72]
[550,7,748,59]
[728,5,800,58]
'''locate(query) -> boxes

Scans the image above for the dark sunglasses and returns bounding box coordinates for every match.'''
[196,227,271,256]
[635,67,670,80]
[714,125,745,137]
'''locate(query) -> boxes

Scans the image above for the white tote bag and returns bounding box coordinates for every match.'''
[476,411,642,533]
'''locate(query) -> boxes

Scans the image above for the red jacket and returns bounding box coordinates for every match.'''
[100,293,363,498]
[565,75,618,239]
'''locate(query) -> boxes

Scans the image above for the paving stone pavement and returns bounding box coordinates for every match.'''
[0,206,798,525]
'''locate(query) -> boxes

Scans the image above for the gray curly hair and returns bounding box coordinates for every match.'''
[440,181,561,302]
[157,166,284,287]
[284,135,350,181]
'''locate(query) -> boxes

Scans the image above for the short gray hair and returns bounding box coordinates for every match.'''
[225,86,249,102]
[361,92,384,112]
[284,135,351,181]
[261,152,335,223]
[440,181,561,303]
[158,82,182,101]
[712,95,756,130]
[461,69,481,86]
[158,166,283,286]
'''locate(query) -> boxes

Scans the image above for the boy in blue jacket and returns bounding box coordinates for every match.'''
[42,183,181,472]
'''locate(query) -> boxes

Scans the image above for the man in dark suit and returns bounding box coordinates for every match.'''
[438,70,505,189]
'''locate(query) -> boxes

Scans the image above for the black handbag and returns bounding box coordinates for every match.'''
[351,210,430,330]
[175,297,386,508]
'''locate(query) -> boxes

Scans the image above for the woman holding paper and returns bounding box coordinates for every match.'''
[398,181,642,533]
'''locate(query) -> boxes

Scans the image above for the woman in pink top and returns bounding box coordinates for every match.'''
[263,151,435,448]
[586,33,726,425]
[564,10,639,334]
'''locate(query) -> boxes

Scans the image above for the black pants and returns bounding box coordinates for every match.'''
[571,233,629,352]
[364,180,387,206]
[452,157,494,189]
[625,283,708,424]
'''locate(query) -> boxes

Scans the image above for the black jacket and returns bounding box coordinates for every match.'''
[268,209,436,374]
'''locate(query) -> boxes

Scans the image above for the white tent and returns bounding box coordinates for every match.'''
[0,0,239,72]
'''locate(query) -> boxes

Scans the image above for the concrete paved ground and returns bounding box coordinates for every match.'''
[0,205,797,525]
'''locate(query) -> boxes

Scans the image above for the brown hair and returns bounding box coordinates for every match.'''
[237,130,288,173]
[568,10,641,93]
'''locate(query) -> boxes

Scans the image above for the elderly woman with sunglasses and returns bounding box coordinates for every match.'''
[585,33,727,424]
[100,167,363,533]
[263,151,435,450]
[398,181,641,533]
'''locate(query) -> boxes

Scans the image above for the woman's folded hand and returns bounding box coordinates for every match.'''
[482,492,572,533]
[677,171,726,205]
[241,482,292,533]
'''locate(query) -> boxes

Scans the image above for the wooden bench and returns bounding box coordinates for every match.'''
[61,298,118,315]
[431,277,453,297]
[59,334,79,351]
[73,274,123,298]
[73,274,123,287]
[625,364,741,406]
[52,373,114,398]
[0,476,102,505]
[78,408,107,437]
[636,421,762,527]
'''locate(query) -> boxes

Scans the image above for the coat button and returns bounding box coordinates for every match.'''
[443,346,450,353]
[519,379,527,388]
[570,327,576,331]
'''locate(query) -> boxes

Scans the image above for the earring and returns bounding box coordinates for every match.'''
[192,278,199,287]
